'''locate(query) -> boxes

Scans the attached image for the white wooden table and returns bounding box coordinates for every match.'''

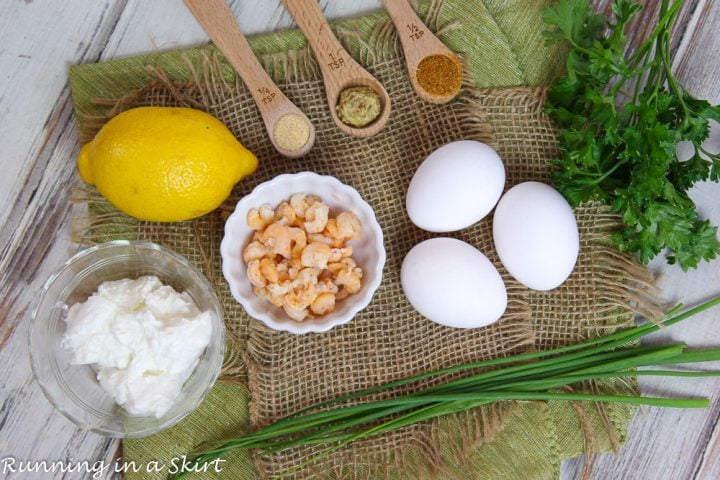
[1,1,719,478]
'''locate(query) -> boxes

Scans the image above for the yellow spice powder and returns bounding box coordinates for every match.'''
[273,114,310,152]
[416,54,463,97]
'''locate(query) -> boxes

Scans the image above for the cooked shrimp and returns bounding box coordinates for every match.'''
[310,293,336,315]
[301,242,332,269]
[336,212,362,240]
[284,305,310,322]
[287,266,299,280]
[288,226,307,258]
[275,202,296,225]
[247,259,267,288]
[243,241,269,263]
[245,193,365,321]
[335,264,363,294]
[325,218,339,239]
[327,257,357,276]
[289,193,318,218]
[316,277,339,295]
[293,267,320,289]
[247,204,275,230]
[262,222,293,258]
[329,246,353,262]
[253,286,284,307]
[267,281,292,299]
[308,232,334,246]
[340,257,358,269]
[327,262,344,276]
[284,284,317,311]
[276,262,290,282]
[288,256,303,271]
[304,202,329,233]
[323,219,345,247]
[259,258,279,283]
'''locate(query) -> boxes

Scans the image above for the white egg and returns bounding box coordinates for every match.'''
[401,238,507,328]
[406,141,505,232]
[492,182,579,291]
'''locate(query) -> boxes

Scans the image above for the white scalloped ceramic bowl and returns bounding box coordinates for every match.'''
[221,172,385,334]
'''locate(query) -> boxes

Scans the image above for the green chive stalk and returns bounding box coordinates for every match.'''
[172,296,720,479]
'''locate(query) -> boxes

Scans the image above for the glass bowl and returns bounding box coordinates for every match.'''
[28,241,225,438]
[221,172,386,334]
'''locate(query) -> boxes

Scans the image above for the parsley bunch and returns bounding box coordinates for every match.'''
[543,0,720,270]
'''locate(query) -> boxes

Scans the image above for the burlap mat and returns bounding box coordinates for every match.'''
[70,3,660,478]
[73,53,659,479]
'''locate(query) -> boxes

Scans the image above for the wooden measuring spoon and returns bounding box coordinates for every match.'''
[381,0,462,104]
[282,0,391,138]
[184,0,315,158]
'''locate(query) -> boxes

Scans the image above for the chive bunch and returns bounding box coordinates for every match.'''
[175,296,720,479]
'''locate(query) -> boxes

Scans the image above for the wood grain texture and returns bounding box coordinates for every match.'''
[562,1,720,479]
[282,0,391,137]
[0,1,718,479]
[0,2,378,477]
[381,0,462,103]
[183,0,316,157]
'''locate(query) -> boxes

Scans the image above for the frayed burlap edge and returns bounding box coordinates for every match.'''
[68,61,660,480]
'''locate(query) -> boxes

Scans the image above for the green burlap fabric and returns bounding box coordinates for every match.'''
[68,1,659,479]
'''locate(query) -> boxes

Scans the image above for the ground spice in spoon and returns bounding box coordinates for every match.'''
[336,86,382,128]
[273,114,311,152]
[416,54,463,97]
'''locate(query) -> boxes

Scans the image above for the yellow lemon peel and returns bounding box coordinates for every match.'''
[77,107,257,222]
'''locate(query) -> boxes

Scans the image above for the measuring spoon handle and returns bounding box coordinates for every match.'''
[282,0,391,138]
[282,0,367,89]
[184,0,315,157]
[381,0,437,66]
[184,0,284,112]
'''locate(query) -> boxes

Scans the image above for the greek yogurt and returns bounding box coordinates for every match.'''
[61,275,212,418]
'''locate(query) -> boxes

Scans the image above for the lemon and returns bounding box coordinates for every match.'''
[77,107,258,222]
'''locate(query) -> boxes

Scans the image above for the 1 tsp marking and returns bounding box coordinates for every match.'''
[327,52,345,71]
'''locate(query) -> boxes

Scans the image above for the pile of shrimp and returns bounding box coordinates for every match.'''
[243,193,363,321]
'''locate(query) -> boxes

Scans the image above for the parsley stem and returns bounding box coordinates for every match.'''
[659,10,689,116]
[589,158,629,185]
[566,39,629,77]
[627,0,683,69]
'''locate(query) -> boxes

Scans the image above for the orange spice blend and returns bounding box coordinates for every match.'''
[415,54,463,97]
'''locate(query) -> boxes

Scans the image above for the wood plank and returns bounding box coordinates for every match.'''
[98,0,382,60]
[0,99,121,478]
[562,0,720,478]
[0,0,128,240]
[590,0,701,53]
[695,413,720,479]
[674,2,720,479]
[0,0,383,477]
[673,0,720,98]
[1,1,719,479]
